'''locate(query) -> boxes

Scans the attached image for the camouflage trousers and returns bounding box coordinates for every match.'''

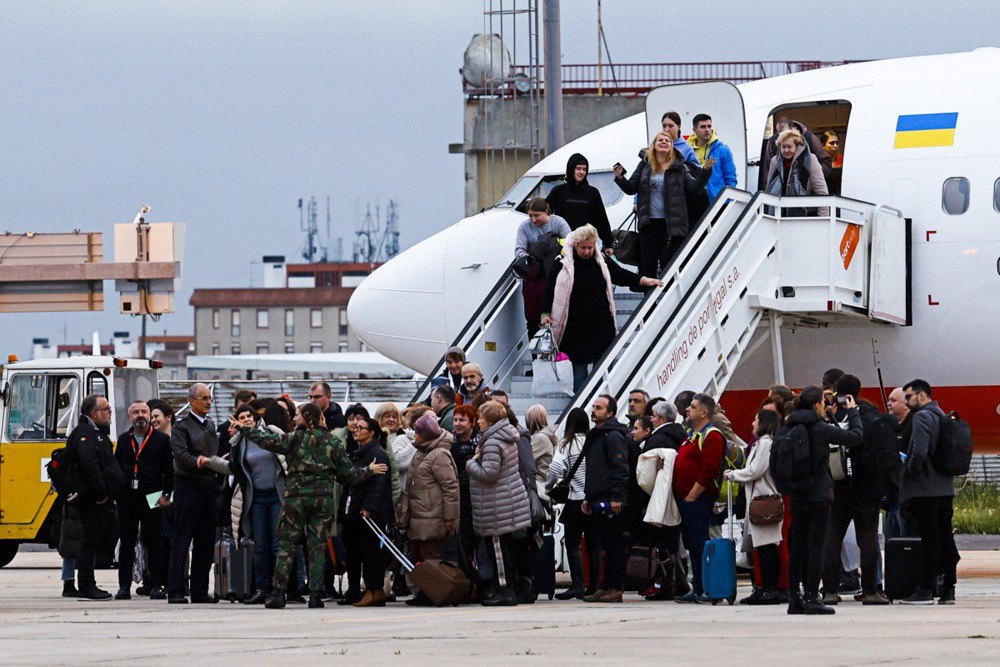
[272,494,335,593]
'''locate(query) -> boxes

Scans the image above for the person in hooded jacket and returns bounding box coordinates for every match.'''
[546,153,614,250]
[467,401,532,606]
[782,386,862,615]
[614,131,713,279]
[541,225,660,391]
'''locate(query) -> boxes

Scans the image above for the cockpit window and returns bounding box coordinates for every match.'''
[495,172,623,212]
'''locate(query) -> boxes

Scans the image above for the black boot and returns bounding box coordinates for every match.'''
[62,580,79,598]
[308,592,325,608]
[787,592,806,615]
[264,592,286,609]
[481,585,517,607]
[244,589,268,605]
[804,592,836,615]
[337,588,362,606]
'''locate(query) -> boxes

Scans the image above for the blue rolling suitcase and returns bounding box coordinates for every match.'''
[701,492,737,605]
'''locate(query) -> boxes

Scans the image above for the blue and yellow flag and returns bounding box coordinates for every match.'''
[894,113,958,149]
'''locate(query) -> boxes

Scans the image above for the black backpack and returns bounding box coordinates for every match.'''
[852,413,899,477]
[47,444,82,502]
[769,423,813,495]
[931,411,973,476]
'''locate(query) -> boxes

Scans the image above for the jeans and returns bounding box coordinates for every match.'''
[249,488,281,591]
[905,496,960,589]
[788,498,831,597]
[572,363,591,393]
[823,495,880,595]
[637,218,685,279]
[677,493,714,595]
[61,558,77,582]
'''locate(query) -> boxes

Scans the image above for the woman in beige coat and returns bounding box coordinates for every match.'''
[724,409,784,605]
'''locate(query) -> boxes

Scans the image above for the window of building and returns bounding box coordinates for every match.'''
[256,309,268,329]
[284,309,294,336]
[310,308,322,328]
[284,342,294,354]
[231,310,241,337]
[338,342,348,353]
[211,343,220,356]
[256,342,269,355]
[309,342,323,354]
[338,309,348,336]
[994,178,1000,213]
[212,309,220,329]
[231,343,241,355]
[942,177,970,215]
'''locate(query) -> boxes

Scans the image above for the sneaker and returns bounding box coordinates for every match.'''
[639,582,660,598]
[787,592,806,615]
[860,592,890,606]
[804,593,836,615]
[822,592,841,606]
[899,587,935,605]
[674,591,701,604]
[839,570,862,595]
[114,588,131,600]
[938,586,956,605]
[79,587,113,601]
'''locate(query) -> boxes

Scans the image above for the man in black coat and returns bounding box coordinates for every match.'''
[309,381,346,429]
[546,153,614,251]
[114,400,173,600]
[581,394,630,603]
[167,383,223,604]
[71,394,126,600]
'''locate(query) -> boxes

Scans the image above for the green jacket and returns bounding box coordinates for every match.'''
[241,426,372,498]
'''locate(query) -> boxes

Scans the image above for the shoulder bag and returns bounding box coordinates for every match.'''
[548,439,588,505]
[611,212,640,266]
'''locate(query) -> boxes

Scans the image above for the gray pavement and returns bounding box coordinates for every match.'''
[2,550,1000,665]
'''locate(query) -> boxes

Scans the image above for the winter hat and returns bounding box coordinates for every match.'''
[413,412,442,441]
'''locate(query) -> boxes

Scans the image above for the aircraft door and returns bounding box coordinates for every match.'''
[644,82,747,190]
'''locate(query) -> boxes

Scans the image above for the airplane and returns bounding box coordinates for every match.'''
[348,48,1000,452]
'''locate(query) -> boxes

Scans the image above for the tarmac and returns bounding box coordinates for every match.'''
[1,548,999,665]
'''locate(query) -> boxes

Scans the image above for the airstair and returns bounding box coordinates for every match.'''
[414,189,910,422]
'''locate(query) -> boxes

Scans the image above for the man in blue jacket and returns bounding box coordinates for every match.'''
[690,114,738,201]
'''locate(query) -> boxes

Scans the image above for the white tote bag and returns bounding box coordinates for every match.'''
[531,357,573,397]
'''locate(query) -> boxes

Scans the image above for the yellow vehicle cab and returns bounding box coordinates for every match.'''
[0,356,159,567]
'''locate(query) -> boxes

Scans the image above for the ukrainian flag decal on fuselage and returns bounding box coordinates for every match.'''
[894,112,958,149]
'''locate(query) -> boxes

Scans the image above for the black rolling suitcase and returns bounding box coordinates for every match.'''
[214,532,255,602]
[532,532,556,599]
[884,537,923,602]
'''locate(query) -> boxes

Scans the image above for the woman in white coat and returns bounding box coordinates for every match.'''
[724,409,784,605]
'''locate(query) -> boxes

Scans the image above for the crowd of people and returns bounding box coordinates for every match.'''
[54,358,961,614]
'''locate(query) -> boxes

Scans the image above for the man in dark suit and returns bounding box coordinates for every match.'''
[114,400,173,600]
[167,383,223,604]
[71,394,126,600]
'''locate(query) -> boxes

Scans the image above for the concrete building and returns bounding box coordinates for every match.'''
[140,334,195,381]
[188,259,379,380]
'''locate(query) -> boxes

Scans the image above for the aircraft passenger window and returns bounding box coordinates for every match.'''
[942,177,970,215]
[994,179,1000,213]
[6,374,47,441]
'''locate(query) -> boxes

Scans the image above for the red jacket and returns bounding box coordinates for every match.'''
[672,425,725,499]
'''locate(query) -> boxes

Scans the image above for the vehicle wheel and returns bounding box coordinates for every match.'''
[0,540,19,568]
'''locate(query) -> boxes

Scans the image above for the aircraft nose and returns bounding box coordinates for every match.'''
[348,226,452,374]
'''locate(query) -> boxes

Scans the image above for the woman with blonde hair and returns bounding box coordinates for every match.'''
[525,404,556,495]
[765,128,829,205]
[541,225,660,391]
[614,131,714,278]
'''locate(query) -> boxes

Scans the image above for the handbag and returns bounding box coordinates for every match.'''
[548,439,587,505]
[526,481,549,524]
[531,357,573,397]
[528,326,556,358]
[611,212,640,266]
[748,494,784,526]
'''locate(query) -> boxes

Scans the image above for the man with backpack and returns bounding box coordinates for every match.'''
[899,379,962,605]
[70,394,127,600]
[821,375,893,605]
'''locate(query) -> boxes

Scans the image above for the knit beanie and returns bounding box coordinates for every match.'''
[413,412,442,441]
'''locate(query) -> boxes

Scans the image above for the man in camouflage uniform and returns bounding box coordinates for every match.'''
[237,404,387,609]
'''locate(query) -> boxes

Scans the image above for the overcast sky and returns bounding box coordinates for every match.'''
[1,0,996,356]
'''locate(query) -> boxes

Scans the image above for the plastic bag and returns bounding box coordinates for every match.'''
[531,357,573,397]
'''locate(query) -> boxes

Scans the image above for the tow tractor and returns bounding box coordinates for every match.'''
[0,355,161,567]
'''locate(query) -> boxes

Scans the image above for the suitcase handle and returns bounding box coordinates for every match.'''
[363,515,414,572]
